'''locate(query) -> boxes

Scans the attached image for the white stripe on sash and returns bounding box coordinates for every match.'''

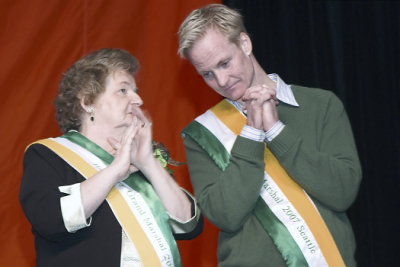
[196,110,237,153]
[260,178,328,266]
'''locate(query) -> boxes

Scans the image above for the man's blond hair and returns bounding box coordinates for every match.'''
[178,4,247,59]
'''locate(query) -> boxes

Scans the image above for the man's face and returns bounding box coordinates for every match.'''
[187,29,255,102]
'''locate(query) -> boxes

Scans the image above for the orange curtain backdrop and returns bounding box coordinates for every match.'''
[0,0,222,266]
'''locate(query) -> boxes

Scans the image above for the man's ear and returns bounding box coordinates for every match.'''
[239,32,252,56]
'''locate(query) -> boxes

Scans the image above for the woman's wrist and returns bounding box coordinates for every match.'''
[138,156,165,180]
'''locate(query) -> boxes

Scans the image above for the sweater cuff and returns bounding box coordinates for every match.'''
[232,135,265,160]
[267,125,298,156]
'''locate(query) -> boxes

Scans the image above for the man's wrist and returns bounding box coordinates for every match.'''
[265,121,285,142]
[240,125,265,142]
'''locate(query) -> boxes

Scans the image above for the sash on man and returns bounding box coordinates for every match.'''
[183,99,345,267]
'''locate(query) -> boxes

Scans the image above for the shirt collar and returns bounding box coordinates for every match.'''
[229,74,299,112]
[268,73,299,106]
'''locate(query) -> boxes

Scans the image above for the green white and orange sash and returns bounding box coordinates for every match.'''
[32,131,181,267]
[183,99,345,267]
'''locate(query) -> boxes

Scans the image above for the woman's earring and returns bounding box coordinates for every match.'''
[87,107,95,122]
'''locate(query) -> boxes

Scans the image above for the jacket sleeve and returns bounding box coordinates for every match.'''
[19,144,84,241]
[171,189,204,240]
[269,92,362,212]
[184,135,265,232]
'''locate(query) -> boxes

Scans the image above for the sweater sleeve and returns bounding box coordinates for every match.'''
[19,144,85,241]
[268,91,362,211]
[184,135,265,232]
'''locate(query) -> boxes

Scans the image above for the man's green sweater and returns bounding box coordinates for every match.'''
[183,85,362,267]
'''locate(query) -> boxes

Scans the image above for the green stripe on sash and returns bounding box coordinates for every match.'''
[183,121,231,171]
[254,199,308,267]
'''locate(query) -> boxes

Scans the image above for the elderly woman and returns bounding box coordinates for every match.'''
[20,48,202,267]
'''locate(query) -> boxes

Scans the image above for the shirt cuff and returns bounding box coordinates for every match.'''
[240,125,266,142]
[59,183,91,233]
[168,188,201,234]
[265,121,285,142]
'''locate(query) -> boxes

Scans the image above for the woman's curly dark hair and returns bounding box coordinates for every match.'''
[55,48,140,133]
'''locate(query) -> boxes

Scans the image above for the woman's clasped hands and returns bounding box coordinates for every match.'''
[107,107,154,181]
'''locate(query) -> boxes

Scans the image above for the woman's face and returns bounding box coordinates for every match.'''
[92,70,143,129]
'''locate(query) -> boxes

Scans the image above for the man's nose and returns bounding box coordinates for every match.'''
[215,71,228,88]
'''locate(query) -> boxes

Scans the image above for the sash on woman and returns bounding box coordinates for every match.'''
[32,131,181,267]
[183,99,345,267]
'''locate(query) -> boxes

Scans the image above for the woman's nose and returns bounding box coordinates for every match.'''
[129,91,143,106]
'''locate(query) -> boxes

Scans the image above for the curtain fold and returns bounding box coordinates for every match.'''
[224,1,400,266]
[0,1,222,266]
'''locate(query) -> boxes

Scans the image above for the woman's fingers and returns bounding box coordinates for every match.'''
[107,137,120,156]
[108,119,138,157]
[140,111,153,130]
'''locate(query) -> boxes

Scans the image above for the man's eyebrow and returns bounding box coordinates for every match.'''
[217,57,230,67]
[195,57,229,73]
